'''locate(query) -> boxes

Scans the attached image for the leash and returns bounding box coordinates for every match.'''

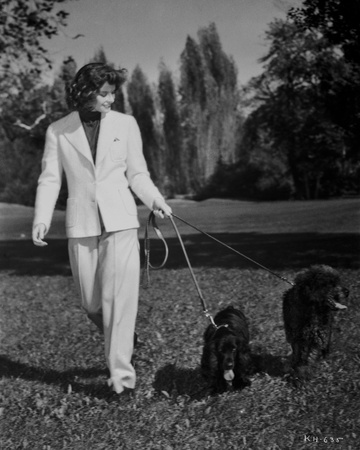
[142,211,294,327]
[171,213,294,286]
[143,211,219,328]
[143,211,169,281]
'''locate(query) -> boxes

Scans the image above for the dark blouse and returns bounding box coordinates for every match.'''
[79,110,101,163]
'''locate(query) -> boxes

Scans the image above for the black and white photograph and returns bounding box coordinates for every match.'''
[0,0,359,448]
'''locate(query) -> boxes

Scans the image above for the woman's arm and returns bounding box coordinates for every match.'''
[33,125,63,241]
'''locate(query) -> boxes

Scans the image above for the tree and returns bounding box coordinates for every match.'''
[0,0,70,98]
[244,19,352,199]
[289,0,360,62]
[127,65,164,188]
[49,57,77,119]
[179,35,206,192]
[0,74,53,205]
[0,55,77,207]
[158,63,184,194]
[289,0,360,164]
[179,23,242,194]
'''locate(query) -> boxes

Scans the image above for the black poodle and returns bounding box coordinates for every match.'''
[283,265,348,379]
[200,305,252,394]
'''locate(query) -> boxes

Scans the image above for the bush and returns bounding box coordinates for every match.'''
[195,160,293,201]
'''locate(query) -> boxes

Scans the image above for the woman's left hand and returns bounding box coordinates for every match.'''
[152,197,172,219]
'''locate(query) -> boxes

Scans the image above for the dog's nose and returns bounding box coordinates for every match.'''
[224,360,234,369]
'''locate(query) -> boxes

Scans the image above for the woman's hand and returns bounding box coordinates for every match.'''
[152,197,172,219]
[32,223,48,247]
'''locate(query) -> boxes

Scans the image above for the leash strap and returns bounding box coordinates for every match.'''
[142,211,169,287]
[143,211,217,327]
[168,215,217,327]
[171,213,294,286]
[142,210,294,326]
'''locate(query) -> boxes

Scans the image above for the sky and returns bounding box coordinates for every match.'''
[44,0,302,86]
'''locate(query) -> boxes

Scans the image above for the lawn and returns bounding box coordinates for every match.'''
[0,199,359,449]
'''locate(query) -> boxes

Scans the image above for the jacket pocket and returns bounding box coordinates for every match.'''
[119,188,137,216]
[66,198,77,227]
[110,140,127,162]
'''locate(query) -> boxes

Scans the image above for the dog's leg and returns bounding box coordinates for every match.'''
[233,352,252,390]
[290,340,312,382]
[290,341,301,368]
[322,316,334,358]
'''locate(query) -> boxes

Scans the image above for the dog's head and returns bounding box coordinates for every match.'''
[214,332,241,381]
[295,265,349,310]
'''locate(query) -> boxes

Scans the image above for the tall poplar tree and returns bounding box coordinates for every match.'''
[179,35,206,192]
[127,65,163,187]
[179,23,241,193]
[158,63,185,194]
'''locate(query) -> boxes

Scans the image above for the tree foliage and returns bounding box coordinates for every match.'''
[0,0,69,99]
[288,0,360,164]
[158,63,184,195]
[179,23,242,194]
[243,18,358,199]
[127,65,164,188]
[1,11,359,206]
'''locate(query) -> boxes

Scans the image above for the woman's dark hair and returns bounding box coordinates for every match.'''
[66,63,127,111]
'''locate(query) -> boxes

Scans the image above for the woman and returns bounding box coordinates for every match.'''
[32,62,172,395]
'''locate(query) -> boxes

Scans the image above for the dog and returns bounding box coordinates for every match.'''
[200,305,252,394]
[283,265,348,379]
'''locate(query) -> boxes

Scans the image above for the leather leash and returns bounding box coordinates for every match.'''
[170,212,294,287]
[142,211,218,328]
[142,211,294,327]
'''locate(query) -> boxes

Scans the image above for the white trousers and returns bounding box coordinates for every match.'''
[68,228,140,394]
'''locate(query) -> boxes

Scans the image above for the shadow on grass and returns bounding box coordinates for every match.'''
[1,351,290,402]
[0,354,122,401]
[153,351,291,400]
[250,352,291,378]
[0,232,359,276]
[153,364,207,400]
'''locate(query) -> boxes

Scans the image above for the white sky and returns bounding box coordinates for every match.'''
[44,0,302,86]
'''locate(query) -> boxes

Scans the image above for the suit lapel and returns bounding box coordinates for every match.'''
[96,112,117,166]
[63,112,94,165]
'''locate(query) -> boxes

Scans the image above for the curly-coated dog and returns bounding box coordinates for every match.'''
[201,305,252,394]
[283,265,348,378]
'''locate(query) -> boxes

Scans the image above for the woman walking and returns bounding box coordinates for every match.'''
[32,62,172,395]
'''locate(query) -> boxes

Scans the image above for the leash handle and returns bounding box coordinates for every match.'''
[142,211,169,287]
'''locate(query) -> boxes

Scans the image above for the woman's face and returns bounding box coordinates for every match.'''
[92,82,116,113]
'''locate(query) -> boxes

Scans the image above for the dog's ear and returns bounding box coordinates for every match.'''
[204,325,216,343]
[201,342,219,379]
[207,338,219,355]
[236,335,250,353]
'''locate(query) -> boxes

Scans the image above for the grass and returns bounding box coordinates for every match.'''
[0,199,360,449]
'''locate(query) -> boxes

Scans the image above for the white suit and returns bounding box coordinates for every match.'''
[34,110,163,393]
[34,110,162,236]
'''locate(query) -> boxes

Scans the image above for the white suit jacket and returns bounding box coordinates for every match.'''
[34,110,163,238]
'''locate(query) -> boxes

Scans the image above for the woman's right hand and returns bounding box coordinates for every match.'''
[32,223,48,247]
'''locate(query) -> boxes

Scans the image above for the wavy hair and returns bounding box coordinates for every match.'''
[66,63,127,111]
